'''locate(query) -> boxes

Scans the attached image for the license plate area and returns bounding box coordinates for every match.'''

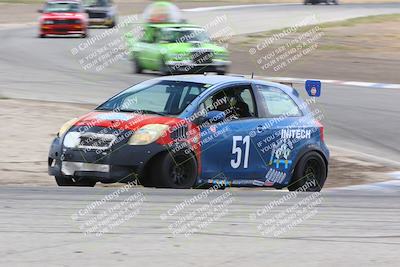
[61,161,110,176]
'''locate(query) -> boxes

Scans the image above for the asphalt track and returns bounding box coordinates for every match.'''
[0,186,399,266]
[0,3,399,162]
[0,4,400,265]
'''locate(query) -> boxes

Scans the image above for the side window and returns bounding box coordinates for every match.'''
[239,89,255,116]
[200,85,257,120]
[141,27,155,43]
[120,84,170,112]
[179,86,200,110]
[257,85,302,117]
[153,29,161,43]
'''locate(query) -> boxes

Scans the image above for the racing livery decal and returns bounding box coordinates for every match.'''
[269,139,294,170]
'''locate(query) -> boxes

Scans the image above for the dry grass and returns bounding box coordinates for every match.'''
[226,13,400,51]
[228,12,400,83]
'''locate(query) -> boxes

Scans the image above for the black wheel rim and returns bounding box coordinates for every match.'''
[303,158,322,190]
[169,155,195,186]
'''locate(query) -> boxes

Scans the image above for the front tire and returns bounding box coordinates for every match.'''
[151,152,198,189]
[108,19,116,28]
[288,152,327,192]
[159,58,170,76]
[132,57,143,74]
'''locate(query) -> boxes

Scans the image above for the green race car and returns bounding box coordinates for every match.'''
[125,23,230,75]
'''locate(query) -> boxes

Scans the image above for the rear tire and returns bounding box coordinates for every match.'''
[151,152,198,189]
[55,176,96,187]
[39,34,46,38]
[160,58,170,76]
[288,152,327,192]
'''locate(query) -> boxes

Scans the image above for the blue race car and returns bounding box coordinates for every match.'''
[49,75,329,191]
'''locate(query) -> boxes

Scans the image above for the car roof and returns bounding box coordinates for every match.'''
[155,75,289,88]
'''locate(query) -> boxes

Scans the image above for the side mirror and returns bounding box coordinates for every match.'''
[38,9,43,13]
[204,111,226,124]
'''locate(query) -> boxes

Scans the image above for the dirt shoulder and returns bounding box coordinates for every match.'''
[0,98,397,187]
[229,14,400,83]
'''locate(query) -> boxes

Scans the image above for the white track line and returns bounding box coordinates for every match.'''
[330,172,400,192]
[254,75,400,89]
[183,3,298,12]
[328,145,400,167]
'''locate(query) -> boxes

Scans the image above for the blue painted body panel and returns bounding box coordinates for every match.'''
[177,75,329,188]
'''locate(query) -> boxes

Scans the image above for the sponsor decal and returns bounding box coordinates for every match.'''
[207,179,232,187]
[252,180,265,187]
[263,181,275,187]
[210,125,217,133]
[273,159,292,169]
[265,169,286,184]
[96,113,133,121]
[281,129,311,139]
[192,136,199,144]
[231,179,258,186]
[269,139,293,170]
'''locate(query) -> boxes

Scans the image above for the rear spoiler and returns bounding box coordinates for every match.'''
[274,80,322,97]
[276,82,294,88]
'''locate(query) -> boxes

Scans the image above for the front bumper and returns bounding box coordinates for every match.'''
[48,136,165,183]
[41,24,86,35]
[88,18,114,26]
[165,60,230,73]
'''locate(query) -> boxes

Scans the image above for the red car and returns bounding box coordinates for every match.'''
[39,0,88,38]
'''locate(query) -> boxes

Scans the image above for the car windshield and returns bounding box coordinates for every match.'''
[44,2,80,13]
[96,80,209,115]
[83,0,108,7]
[160,28,210,43]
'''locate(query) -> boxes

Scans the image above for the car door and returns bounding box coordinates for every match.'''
[197,83,270,185]
[146,28,164,70]
[252,83,307,187]
[135,27,160,70]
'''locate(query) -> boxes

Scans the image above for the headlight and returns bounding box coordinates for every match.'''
[128,124,169,145]
[58,118,79,137]
[43,20,54,25]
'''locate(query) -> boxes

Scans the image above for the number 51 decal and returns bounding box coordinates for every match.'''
[231,136,250,169]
